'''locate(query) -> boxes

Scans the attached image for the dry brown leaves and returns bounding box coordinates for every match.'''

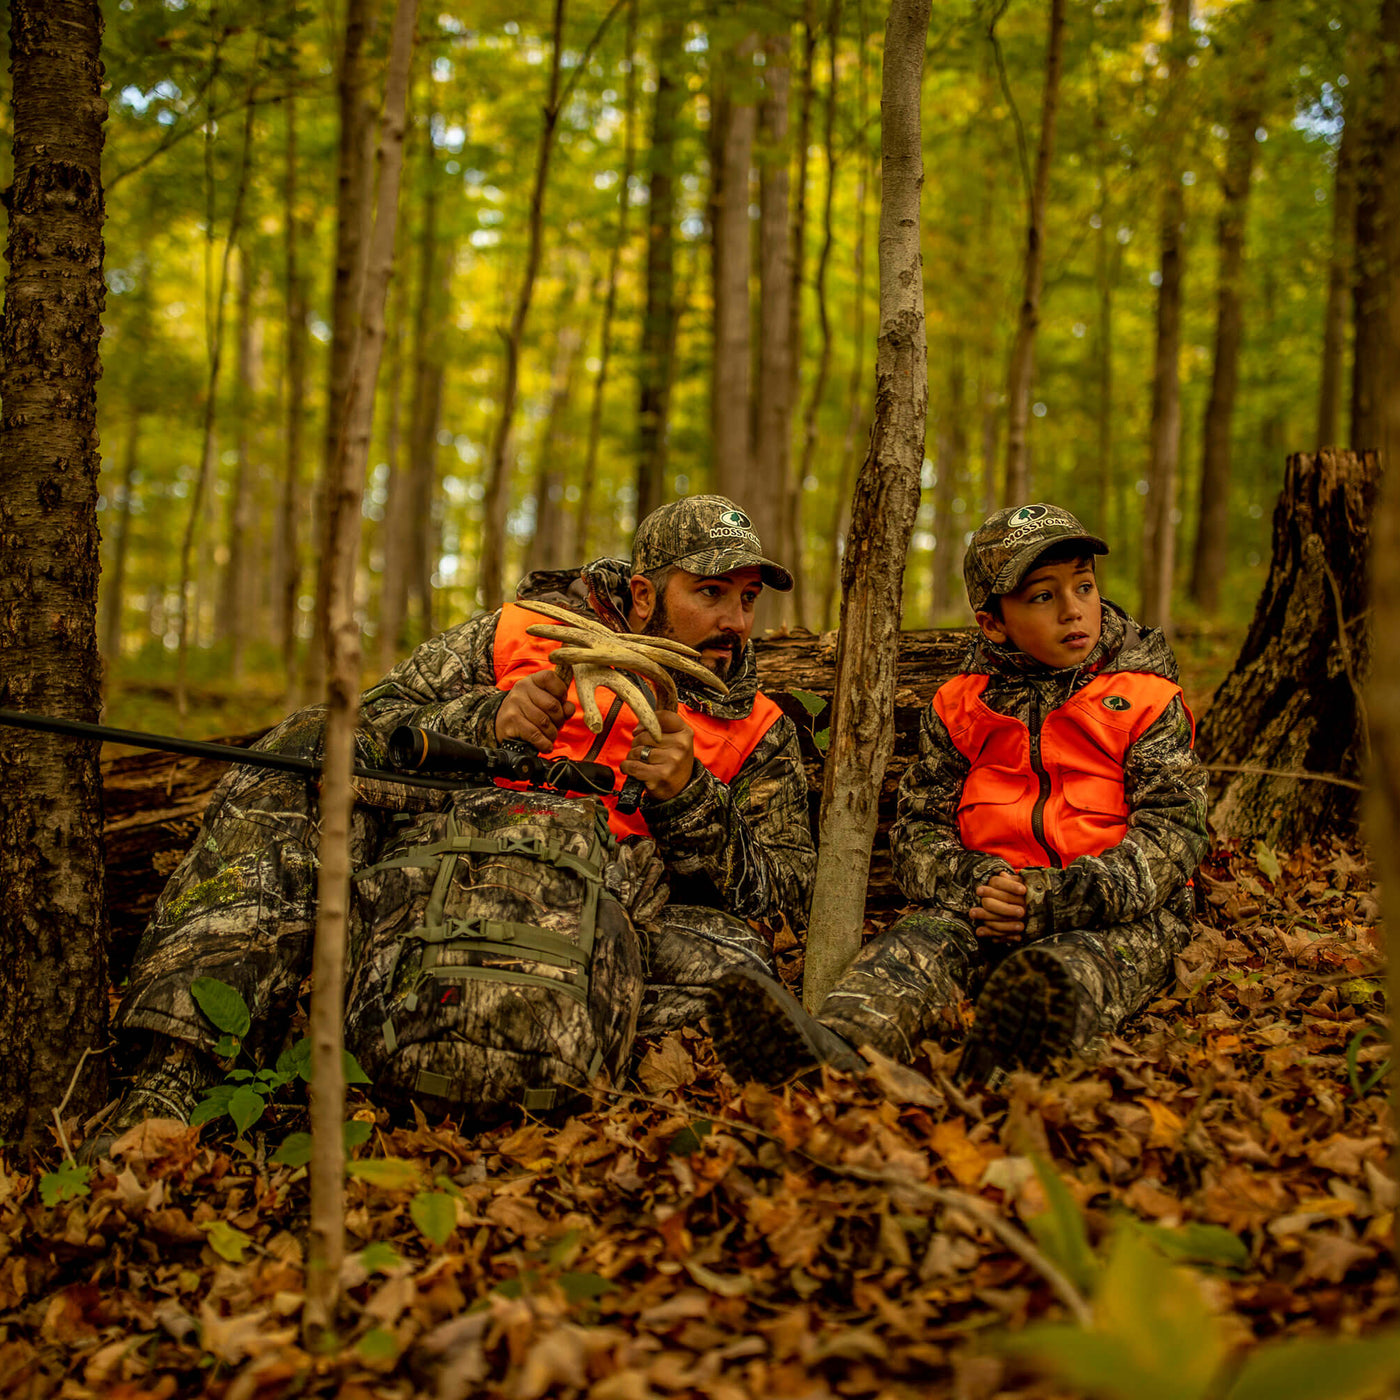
[0,835,1393,1399]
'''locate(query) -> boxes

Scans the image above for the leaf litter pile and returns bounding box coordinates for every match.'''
[1,835,1394,1399]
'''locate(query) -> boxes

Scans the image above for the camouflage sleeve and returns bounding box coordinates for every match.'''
[891,703,1014,913]
[641,713,816,928]
[1024,695,1208,935]
[359,611,507,746]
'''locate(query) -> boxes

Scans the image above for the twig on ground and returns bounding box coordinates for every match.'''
[53,1043,109,1165]
[1207,762,1364,792]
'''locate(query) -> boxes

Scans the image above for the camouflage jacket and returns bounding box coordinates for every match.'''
[891,601,1208,935]
[360,559,815,928]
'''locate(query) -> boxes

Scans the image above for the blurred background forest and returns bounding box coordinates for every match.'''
[0,0,1372,733]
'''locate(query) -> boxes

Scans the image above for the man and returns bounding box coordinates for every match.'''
[103,495,814,1134]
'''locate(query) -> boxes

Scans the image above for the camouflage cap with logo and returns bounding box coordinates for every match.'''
[963,502,1109,612]
[631,494,794,591]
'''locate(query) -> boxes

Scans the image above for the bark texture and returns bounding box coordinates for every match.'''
[803,0,931,1011]
[0,0,110,1151]
[1196,450,1377,847]
[306,0,417,1341]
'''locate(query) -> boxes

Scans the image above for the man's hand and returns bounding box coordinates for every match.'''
[495,669,575,752]
[619,709,694,803]
[970,871,1027,937]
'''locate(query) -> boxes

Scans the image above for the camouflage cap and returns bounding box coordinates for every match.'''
[631,495,794,591]
[963,502,1109,611]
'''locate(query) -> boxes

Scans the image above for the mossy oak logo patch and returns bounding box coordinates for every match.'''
[1102,694,1132,712]
[710,507,759,543]
[719,509,751,529]
[1009,506,1047,525]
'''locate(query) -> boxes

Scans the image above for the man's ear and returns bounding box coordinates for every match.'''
[628,573,657,629]
[975,608,1008,645]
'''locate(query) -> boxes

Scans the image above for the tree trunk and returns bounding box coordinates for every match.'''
[753,27,794,559]
[220,243,260,678]
[1365,0,1400,1266]
[1190,45,1267,613]
[804,0,931,1012]
[1140,0,1190,633]
[820,10,870,635]
[0,0,109,1153]
[478,0,567,610]
[931,350,965,617]
[1197,450,1377,848]
[277,44,308,698]
[634,6,683,528]
[1318,69,1357,450]
[305,0,417,1343]
[100,411,141,666]
[709,31,756,499]
[529,304,584,572]
[379,122,440,672]
[176,67,258,716]
[309,0,375,689]
[1001,0,1065,506]
[580,0,638,558]
[798,0,841,631]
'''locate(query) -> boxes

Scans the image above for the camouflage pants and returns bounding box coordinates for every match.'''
[818,899,1192,1063]
[117,707,777,1060]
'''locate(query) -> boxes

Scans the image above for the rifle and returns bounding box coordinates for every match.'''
[0,709,617,798]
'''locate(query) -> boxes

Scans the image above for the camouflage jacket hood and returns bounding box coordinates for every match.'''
[515,558,767,721]
[963,600,1179,701]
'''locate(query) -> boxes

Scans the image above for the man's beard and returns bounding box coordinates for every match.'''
[642,587,743,680]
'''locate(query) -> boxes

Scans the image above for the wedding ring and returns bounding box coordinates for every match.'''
[639,745,652,763]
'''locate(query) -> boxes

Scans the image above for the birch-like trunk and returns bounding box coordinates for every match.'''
[303,0,417,1344]
[1317,86,1356,451]
[1001,0,1065,506]
[1139,0,1190,633]
[804,0,931,1011]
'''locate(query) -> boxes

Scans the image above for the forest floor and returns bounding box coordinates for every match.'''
[3,624,1394,1398]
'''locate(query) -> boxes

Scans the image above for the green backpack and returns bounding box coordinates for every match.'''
[344,785,664,1119]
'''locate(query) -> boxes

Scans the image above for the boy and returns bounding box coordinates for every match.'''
[711,503,1208,1085]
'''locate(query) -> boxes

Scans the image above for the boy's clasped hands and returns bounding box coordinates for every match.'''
[971,871,1028,936]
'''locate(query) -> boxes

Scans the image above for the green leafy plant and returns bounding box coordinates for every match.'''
[188,977,371,1139]
[1345,1026,1391,1099]
[38,1160,91,1207]
[789,689,831,754]
[1006,1161,1400,1400]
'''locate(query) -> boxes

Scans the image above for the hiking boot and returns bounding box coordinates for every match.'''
[958,946,1090,1087]
[710,966,865,1084]
[80,1039,217,1164]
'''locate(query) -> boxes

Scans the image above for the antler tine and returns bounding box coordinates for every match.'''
[549,644,679,713]
[574,665,663,743]
[618,640,728,695]
[620,633,704,660]
[515,599,616,634]
[525,622,608,646]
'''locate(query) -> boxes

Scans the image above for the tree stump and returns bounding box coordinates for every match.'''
[1197,449,1378,846]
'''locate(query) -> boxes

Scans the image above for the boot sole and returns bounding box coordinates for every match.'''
[958,947,1081,1086]
[711,967,863,1084]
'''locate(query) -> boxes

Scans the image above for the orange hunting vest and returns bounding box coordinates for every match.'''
[493,603,784,840]
[932,670,1192,869]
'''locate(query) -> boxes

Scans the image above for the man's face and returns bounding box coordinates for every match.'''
[975,557,1102,668]
[629,566,764,679]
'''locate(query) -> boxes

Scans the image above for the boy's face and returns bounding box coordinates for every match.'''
[975,557,1102,668]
